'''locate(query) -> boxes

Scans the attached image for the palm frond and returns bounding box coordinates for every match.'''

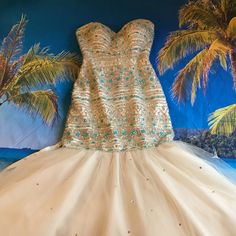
[225,17,236,88]
[219,0,229,23]
[7,52,81,90]
[208,104,236,135]
[201,39,229,90]
[0,55,5,87]
[191,64,203,104]
[172,49,207,103]
[7,89,58,125]
[0,15,27,88]
[218,53,228,70]
[219,0,236,25]
[227,17,236,39]
[227,0,236,21]
[172,39,229,104]
[158,30,216,74]
[179,1,224,30]
[0,15,27,62]
[229,49,236,88]
[3,85,20,98]
[22,43,51,65]
[0,54,6,70]
[52,50,82,79]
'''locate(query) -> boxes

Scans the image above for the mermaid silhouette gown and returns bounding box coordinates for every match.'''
[0,19,236,236]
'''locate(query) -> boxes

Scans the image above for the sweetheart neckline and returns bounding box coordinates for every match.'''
[76,18,154,35]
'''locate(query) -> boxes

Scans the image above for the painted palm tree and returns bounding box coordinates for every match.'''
[0,15,81,126]
[158,0,236,135]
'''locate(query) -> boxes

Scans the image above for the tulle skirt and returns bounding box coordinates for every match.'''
[0,141,236,236]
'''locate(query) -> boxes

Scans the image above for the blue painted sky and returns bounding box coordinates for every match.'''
[0,0,235,149]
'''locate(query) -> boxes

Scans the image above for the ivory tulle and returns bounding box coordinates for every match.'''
[0,141,236,236]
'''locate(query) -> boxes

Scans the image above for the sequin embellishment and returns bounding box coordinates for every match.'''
[61,19,174,151]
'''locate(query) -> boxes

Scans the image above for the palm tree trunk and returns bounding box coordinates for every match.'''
[230,49,236,88]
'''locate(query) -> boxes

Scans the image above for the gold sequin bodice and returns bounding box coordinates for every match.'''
[61,19,174,151]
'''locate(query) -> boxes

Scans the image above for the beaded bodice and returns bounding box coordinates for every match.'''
[61,19,174,151]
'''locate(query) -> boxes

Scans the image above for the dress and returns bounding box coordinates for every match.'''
[0,19,236,236]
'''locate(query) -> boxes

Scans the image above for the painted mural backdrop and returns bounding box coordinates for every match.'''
[0,0,235,159]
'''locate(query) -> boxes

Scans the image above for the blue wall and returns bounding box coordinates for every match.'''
[0,0,235,149]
